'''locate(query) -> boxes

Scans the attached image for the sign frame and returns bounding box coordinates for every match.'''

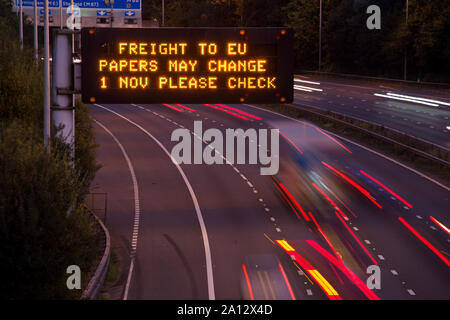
[81,27,293,104]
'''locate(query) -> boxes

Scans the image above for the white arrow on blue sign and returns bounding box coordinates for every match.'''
[97,10,108,16]
[39,9,51,15]
[125,11,135,17]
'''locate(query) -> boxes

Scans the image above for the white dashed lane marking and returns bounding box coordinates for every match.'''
[93,119,141,300]
[98,104,216,300]
[133,104,282,240]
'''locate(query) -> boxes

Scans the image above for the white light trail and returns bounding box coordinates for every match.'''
[294,79,321,85]
[293,86,312,92]
[386,93,450,107]
[294,85,323,92]
[374,93,439,107]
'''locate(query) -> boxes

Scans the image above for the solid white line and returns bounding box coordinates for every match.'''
[93,119,140,301]
[124,260,134,299]
[95,104,216,300]
[244,104,450,191]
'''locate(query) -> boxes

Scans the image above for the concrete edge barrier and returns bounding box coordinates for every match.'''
[81,210,111,300]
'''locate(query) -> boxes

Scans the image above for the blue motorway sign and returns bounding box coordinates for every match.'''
[18,0,140,10]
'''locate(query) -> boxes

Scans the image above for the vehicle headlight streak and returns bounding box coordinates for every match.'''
[374,93,440,107]
[294,85,323,92]
[293,86,313,92]
[429,216,450,235]
[386,92,450,107]
[294,79,321,85]
[293,79,323,92]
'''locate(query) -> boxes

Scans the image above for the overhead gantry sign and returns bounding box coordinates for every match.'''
[81,27,293,104]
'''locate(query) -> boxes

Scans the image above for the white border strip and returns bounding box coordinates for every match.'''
[95,104,216,300]
[244,104,450,192]
[94,119,140,300]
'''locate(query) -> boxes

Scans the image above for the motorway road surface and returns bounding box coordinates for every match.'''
[90,101,450,300]
[293,75,450,149]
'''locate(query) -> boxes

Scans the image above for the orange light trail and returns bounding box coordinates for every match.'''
[360,170,412,208]
[430,216,450,235]
[322,162,382,209]
[398,217,450,267]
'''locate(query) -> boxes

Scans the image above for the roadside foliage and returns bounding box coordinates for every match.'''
[0,0,100,299]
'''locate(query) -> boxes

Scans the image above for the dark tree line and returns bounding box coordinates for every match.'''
[1,0,100,299]
[142,0,449,82]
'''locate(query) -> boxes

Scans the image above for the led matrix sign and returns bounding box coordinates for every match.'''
[81,27,293,104]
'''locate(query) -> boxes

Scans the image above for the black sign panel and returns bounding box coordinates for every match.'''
[81,27,293,104]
